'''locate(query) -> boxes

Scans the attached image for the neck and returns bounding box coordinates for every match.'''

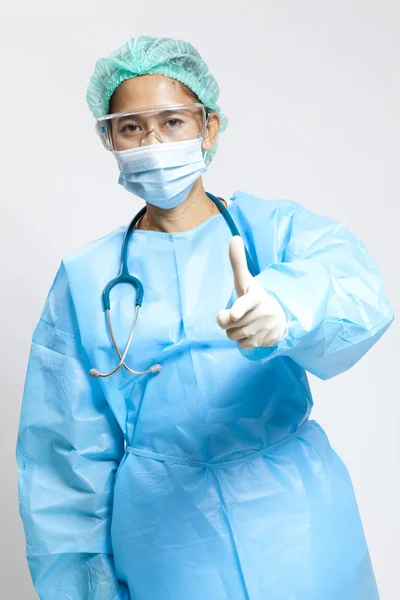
[139,178,221,233]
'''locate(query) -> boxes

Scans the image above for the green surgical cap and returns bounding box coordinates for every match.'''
[86,35,228,166]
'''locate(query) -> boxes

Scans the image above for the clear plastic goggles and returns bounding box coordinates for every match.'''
[96,103,207,151]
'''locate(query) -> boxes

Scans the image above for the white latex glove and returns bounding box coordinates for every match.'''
[217,236,288,349]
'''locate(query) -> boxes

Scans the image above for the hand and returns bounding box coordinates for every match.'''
[217,236,287,349]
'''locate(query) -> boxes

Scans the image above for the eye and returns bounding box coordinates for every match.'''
[121,123,140,133]
[164,117,183,128]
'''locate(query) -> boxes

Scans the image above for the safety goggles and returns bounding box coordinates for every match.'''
[96,103,208,151]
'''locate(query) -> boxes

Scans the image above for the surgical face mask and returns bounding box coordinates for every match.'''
[113,137,208,209]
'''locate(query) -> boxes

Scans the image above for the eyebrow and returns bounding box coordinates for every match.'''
[116,108,192,123]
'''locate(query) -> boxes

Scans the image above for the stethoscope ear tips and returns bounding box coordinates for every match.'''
[89,368,101,378]
[89,363,161,378]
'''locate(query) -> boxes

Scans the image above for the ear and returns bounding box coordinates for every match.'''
[202,112,220,151]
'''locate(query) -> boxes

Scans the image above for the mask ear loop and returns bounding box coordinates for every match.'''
[201,107,211,163]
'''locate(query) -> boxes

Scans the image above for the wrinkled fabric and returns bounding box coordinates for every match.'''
[16,190,393,599]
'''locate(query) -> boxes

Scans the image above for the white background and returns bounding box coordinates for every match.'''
[1,2,399,598]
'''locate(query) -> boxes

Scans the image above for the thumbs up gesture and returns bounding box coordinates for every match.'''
[217,236,287,349]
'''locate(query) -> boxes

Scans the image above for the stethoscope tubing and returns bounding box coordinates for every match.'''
[89,192,257,378]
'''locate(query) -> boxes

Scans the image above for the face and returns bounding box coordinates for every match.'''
[108,74,220,152]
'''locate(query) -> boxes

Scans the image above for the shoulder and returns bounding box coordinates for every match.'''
[229,190,304,218]
[228,190,308,236]
[227,190,348,261]
[54,223,128,308]
[61,224,127,270]
[229,190,341,232]
[38,224,128,335]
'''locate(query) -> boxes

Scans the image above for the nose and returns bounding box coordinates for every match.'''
[140,129,163,146]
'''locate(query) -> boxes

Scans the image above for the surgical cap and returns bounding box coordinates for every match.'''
[86,35,228,166]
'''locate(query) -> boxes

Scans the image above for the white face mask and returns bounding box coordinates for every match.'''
[113,137,208,209]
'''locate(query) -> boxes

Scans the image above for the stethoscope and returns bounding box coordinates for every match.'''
[89,192,257,379]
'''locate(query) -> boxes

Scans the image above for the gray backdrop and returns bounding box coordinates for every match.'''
[1,2,399,598]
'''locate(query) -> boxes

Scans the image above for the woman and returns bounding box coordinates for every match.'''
[16,35,393,599]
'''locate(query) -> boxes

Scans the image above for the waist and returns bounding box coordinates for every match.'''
[126,418,310,470]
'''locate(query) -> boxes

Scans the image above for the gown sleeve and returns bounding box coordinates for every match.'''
[16,261,129,600]
[236,199,394,380]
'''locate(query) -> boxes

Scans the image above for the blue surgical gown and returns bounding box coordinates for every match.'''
[16,190,394,599]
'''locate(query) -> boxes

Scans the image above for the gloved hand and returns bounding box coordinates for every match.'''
[217,236,288,349]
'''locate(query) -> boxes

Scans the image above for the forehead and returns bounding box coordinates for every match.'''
[108,74,195,114]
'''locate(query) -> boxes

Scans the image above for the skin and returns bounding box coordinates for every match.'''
[108,74,221,232]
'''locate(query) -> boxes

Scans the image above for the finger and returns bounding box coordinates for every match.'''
[217,304,254,330]
[236,328,282,348]
[216,309,232,329]
[237,337,257,349]
[230,290,259,321]
[224,305,264,338]
[226,325,251,342]
[217,292,261,329]
[229,236,252,297]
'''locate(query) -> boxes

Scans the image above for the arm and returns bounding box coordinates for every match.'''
[16,261,129,599]
[231,201,394,380]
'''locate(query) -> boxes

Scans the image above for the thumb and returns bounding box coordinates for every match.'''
[229,236,252,297]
